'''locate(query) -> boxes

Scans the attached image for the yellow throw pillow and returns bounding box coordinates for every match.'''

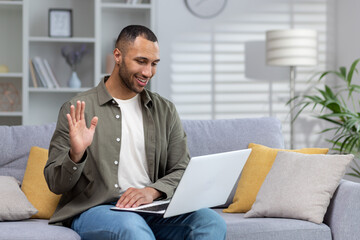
[21,146,61,219]
[223,143,328,213]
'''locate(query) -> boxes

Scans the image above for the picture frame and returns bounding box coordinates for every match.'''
[48,9,72,37]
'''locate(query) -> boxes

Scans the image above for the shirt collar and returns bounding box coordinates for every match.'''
[97,76,153,108]
[97,76,113,106]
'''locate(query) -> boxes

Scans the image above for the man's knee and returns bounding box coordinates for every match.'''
[188,208,227,239]
[114,214,155,240]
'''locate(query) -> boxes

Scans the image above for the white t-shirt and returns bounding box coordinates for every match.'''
[114,94,152,194]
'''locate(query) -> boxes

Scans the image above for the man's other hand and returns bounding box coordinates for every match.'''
[116,187,162,208]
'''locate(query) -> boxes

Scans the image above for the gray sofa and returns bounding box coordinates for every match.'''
[0,117,359,240]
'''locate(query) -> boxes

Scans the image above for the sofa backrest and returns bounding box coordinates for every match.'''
[182,117,284,157]
[181,117,284,207]
[0,123,56,183]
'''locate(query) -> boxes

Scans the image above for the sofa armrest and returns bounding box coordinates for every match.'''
[324,180,360,240]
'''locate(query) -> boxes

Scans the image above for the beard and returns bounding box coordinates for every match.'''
[118,60,143,94]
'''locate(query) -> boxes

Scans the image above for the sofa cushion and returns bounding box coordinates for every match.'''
[244,151,353,224]
[21,146,61,219]
[224,144,329,213]
[181,117,284,207]
[0,219,80,240]
[213,209,332,240]
[0,122,56,183]
[0,176,38,221]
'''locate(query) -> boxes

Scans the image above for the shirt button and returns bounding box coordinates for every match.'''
[116,138,120,142]
[114,161,119,165]
[114,184,119,188]
[112,100,116,104]
[73,166,77,171]
[115,115,120,119]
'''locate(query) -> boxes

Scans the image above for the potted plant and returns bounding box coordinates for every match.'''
[291,58,360,178]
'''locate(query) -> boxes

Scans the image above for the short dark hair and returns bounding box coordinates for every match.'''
[115,25,158,49]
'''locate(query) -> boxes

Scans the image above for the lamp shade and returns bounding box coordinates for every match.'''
[266,29,318,66]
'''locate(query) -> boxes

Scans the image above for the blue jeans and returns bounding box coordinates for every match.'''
[71,204,226,240]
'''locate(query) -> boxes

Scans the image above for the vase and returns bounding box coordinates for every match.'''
[68,71,81,88]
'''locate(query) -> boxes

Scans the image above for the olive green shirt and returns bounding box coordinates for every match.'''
[44,77,190,225]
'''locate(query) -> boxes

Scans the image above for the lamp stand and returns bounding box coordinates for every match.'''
[289,66,296,149]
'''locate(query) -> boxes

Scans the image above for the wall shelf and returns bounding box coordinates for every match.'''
[29,37,96,43]
[0,112,23,117]
[29,87,90,93]
[101,3,151,9]
[0,73,23,78]
[0,1,23,6]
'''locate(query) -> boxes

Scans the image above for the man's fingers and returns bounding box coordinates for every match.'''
[131,197,146,208]
[117,194,126,207]
[90,116,98,131]
[80,101,85,120]
[66,113,73,130]
[117,189,131,207]
[117,188,138,208]
[75,101,81,121]
[124,191,144,208]
[70,104,75,123]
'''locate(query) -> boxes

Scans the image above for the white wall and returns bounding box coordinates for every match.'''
[336,0,360,68]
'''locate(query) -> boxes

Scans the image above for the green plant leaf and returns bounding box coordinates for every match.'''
[347,173,360,178]
[319,70,345,82]
[339,66,347,79]
[347,58,360,86]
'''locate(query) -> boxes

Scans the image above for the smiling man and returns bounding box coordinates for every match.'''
[44,25,226,240]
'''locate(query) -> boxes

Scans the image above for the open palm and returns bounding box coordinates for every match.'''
[67,101,98,163]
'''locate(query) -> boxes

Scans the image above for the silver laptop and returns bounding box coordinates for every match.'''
[111,148,251,218]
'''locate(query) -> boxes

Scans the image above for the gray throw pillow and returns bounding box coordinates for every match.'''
[244,151,353,224]
[0,176,38,221]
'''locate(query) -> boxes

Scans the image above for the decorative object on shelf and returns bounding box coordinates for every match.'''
[184,0,227,18]
[266,29,318,149]
[0,65,9,73]
[290,58,360,179]
[61,44,87,88]
[0,83,21,112]
[49,9,72,37]
[68,71,81,88]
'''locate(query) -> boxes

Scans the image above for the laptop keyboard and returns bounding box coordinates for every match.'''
[137,203,169,212]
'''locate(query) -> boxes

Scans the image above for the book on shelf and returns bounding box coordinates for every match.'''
[30,58,46,88]
[33,57,54,88]
[30,57,60,89]
[43,59,60,88]
[29,59,38,88]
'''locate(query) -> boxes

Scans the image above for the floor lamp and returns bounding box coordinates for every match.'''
[266,29,318,149]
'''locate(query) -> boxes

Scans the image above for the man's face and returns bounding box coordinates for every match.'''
[118,36,160,95]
